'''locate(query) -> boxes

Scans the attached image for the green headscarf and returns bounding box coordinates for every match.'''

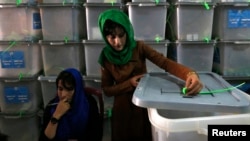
[98,9,137,66]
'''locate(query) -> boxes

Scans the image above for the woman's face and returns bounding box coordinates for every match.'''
[57,80,75,103]
[106,27,127,51]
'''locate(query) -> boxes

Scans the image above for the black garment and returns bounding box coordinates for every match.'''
[39,94,103,141]
[0,132,8,141]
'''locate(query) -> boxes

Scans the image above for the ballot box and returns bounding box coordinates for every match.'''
[133,72,250,141]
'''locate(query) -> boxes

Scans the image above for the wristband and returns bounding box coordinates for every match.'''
[187,71,197,77]
[50,117,59,124]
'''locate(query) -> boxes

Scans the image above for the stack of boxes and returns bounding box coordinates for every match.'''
[127,0,169,72]
[38,0,85,76]
[38,0,86,108]
[212,1,250,77]
[83,0,123,77]
[83,0,123,118]
[0,1,43,141]
[166,0,216,71]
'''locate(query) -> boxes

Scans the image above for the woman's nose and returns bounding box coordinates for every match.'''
[114,37,121,45]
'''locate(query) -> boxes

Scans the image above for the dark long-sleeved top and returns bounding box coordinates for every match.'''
[39,94,103,141]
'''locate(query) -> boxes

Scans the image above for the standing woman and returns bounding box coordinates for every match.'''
[39,68,102,141]
[98,9,203,141]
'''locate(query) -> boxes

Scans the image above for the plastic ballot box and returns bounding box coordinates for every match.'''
[132,72,250,141]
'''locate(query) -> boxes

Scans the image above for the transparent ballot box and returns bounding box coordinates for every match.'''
[0,76,42,114]
[133,72,250,141]
[0,4,42,41]
[0,41,43,78]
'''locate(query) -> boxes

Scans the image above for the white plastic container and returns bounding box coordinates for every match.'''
[213,41,250,77]
[0,41,43,78]
[0,114,40,141]
[214,0,250,2]
[82,40,105,77]
[133,72,250,141]
[0,76,42,113]
[212,2,250,41]
[39,41,85,76]
[173,40,215,71]
[0,5,42,41]
[37,75,57,108]
[168,0,212,2]
[84,3,123,40]
[167,2,215,41]
[0,0,41,4]
[87,0,122,2]
[132,0,166,2]
[144,41,169,73]
[42,0,84,3]
[127,2,168,40]
[39,4,86,41]
[149,108,250,141]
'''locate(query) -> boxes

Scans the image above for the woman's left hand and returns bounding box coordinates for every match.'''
[185,73,203,95]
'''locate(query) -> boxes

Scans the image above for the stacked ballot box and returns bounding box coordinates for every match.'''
[0,4,42,41]
[213,41,250,77]
[169,40,216,71]
[0,41,43,78]
[212,2,250,41]
[82,3,125,113]
[0,0,42,4]
[0,113,41,141]
[39,40,85,76]
[39,3,86,41]
[165,1,215,75]
[212,2,250,78]
[132,0,166,2]
[127,2,169,41]
[42,0,85,4]
[168,0,212,2]
[166,2,215,41]
[84,2,123,40]
[0,75,42,114]
[87,0,122,2]
[0,3,43,141]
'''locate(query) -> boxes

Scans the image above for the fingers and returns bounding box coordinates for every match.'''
[63,98,70,103]
[186,82,203,95]
[185,76,203,95]
[58,98,71,109]
[135,74,144,80]
[130,74,145,87]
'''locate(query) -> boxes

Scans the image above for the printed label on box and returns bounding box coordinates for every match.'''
[0,51,25,68]
[228,9,250,28]
[4,86,30,104]
[33,13,42,29]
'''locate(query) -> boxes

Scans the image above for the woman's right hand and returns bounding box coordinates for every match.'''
[130,74,144,87]
[53,98,71,119]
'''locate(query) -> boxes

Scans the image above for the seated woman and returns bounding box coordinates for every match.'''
[39,68,102,141]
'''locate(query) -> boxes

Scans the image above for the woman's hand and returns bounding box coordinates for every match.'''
[185,72,203,95]
[53,96,72,119]
[130,74,144,87]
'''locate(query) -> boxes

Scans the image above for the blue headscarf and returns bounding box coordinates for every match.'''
[50,68,89,140]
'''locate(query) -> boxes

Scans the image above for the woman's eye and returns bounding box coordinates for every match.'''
[58,88,63,91]
[118,32,125,38]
